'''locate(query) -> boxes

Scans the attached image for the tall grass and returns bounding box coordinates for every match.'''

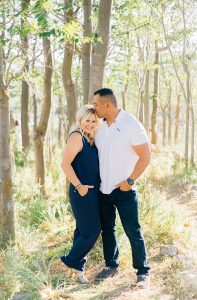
[0,149,196,299]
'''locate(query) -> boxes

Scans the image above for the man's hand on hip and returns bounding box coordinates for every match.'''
[115,180,132,191]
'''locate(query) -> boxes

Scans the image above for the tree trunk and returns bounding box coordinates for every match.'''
[159,2,192,165]
[32,41,37,134]
[139,91,144,124]
[21,39,30,152]
[190,100,195,166]
[10,112,18,130]
[167,85,172,145]
[123,40,131,112]
[121,90,125,110]
[184,63,191,167]
[58,96,63,147]
[151,41,159,144]
[185,103,189,166]
[161,108,166,146]
[174,94,180,144]
[144,70,150,134]
[33,38,52,189]
[0,49,14,247]
[82,0,91,104]
[21,0,30,152]
[62,0,77,133]
[88,0,113,101]
[33,93,37,133]
[62,46,76,134]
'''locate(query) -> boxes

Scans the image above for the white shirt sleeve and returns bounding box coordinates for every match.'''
[129,118,149,146]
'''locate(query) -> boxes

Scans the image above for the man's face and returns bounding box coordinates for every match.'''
[93,94,108,118]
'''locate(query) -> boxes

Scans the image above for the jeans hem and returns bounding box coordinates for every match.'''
[60,256,83,272]
[105,263,119,268]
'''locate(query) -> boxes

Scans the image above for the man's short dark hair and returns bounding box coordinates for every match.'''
[94,88,117,106]
[94,88,114,96]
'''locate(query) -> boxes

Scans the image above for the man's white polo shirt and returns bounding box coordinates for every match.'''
[95,110,149,194]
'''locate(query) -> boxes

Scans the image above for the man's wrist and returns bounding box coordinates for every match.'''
[127,177,135,186]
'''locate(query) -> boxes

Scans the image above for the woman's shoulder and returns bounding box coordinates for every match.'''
[66,131,83,144]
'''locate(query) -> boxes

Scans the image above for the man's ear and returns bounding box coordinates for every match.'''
[106,101,110,108]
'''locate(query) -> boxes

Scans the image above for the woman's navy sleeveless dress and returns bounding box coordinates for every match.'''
[61,134,101,271]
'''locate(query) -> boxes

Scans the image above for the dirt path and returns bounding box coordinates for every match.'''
[45,266,175,300]
[167,182,197,237]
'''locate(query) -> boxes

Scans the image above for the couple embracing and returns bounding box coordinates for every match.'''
[60,88,151,288]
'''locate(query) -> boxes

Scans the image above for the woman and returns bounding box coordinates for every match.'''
[60,105,101,284]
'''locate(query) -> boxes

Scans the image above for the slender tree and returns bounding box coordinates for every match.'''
[139,91,144,124]
[62,0,77,133]
[174,94,180,144]
[148,0,196,165]
[81,0,91,104]
[167,81,172,144]
[33,37,53,188]
[0,47,14,246]
[144,70,150,133]
[58,96,63,146]
[21,0,30,153]
[32,41,37,134]
[88,0,113,101]
[151,40,159,144]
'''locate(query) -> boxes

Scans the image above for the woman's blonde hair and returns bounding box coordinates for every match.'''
[69,105,99,145]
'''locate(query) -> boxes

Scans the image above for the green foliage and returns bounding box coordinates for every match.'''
[54,4,73,13]
[45,244,70,261]
[39,29,56,38]
[0,38,6,48]
[1,249,43,299]
[172,161,197,183]
[11,132,26,167]
[14,150,26,167]
[140,190,178,245]
[28,198,47,227]
[15,184,47,227]
[61,20,81,41]
[32,0,49,29]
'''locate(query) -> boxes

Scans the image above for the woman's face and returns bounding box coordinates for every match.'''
[81,113,97,135]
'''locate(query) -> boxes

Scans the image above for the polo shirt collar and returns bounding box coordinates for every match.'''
[103,109,124,126]
[114,109,124,125]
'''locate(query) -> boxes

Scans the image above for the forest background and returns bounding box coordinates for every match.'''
[0,0,197,299]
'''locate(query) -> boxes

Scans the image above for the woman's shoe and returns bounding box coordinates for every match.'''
[76,270,89,284]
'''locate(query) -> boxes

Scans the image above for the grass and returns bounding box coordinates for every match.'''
[0,148,197,299]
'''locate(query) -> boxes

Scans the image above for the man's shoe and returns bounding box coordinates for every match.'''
[136,275,150,288]
[95,267,118,281]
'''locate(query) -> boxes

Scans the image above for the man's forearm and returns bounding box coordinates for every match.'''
[129,142,151,181]
[129,157,150,181]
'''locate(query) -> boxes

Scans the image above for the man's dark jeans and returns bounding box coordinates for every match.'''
[99,188,150,276]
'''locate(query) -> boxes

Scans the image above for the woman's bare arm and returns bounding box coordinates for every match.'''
[61,132,83,187]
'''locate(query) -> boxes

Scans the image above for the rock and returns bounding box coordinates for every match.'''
[179,270,197,292]
[159,245,178,257]
[11,292,34,300]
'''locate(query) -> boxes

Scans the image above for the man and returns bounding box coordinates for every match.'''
[93,88,151,287]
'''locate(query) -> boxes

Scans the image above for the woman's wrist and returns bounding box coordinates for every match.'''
[77,184,82,191]
[74,182,82,192]
[75,183,81,189]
